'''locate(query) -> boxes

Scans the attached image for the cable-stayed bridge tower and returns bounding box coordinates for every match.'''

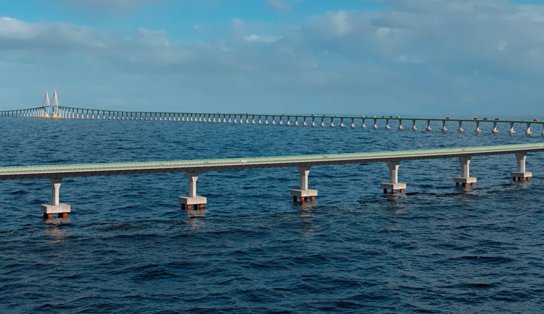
[51,90,60,118]
[42,92,50,118]
[41,90,61,118]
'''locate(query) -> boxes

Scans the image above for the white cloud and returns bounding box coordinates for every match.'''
[0,17,37,40]
[329,11,352,36]
[0,17,195,68]
[266,0,292,11]
[55,0,162,11]
[244,34,282,43]
[137,28,170,47]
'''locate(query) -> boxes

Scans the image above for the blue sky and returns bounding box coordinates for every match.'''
[1,0,544,115]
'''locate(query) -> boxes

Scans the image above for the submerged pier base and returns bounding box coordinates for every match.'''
[41,178,71,219]
[290,166,318,204]
[381,160,407,194]
[454,156,477,188]
[512,152,532,181]
[179,172,207,210]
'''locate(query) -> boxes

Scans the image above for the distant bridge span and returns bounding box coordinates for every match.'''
[1,105,543,136]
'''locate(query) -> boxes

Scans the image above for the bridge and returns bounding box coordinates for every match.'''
[2,105,543,136]
[0,143,541,220]
[0,92,543,135]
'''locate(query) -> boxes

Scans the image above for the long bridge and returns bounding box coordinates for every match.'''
[0,91,544,136]
[2,91,543,135]
[1,105,543,136]
[0,143,540,220]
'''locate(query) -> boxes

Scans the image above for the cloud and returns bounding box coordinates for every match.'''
[266,0,292,11]
[244,34,282,43]
[328,11,352,36]
[0,16,108,49]
[0,17,194,67]
[3,0,544,115]
[55,0,162,11]
[0,17,36,40]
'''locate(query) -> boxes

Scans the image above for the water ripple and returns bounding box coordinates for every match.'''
[0,119,543,312]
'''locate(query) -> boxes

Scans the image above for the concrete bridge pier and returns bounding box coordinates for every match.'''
[311,117,316,127]
[411,120,417,131]
[475,121,481,134]
[512,152,532,181]
[179,172,207,210]
[385,119,391,130]
[454,156,477,188]
[441,120,448,133]
[425,120,432,132]
[42,178,71,219]
[290,166,318,204]
[398,119,405,131]
[509,122,516,135]
[381,160,406,194]
[525,123,533,136]
[361,117,367,129]
[492,121,499,134]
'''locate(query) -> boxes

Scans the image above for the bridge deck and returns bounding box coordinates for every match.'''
[2,106,543,126]
[0,143,542,180]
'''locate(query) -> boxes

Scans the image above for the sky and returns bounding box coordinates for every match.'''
[1,0,544,116]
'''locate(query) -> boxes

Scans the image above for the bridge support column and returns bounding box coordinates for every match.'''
[381,160,406,194]
[42,178,71,219]
[179,172,207,210]
[454,156,477,188]
[290,166,318,204]
[512,152,532,181]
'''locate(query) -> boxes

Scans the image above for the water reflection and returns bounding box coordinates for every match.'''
[43,219,70,242]
[298,208,312,220]
[514,180,532,189]
[298,205,318,240]
[383,194,407,215]
[185,209,205,231]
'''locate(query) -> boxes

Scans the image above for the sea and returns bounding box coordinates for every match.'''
[0,117,543,313]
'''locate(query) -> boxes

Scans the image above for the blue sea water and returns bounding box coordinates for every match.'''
[0,118,544,313]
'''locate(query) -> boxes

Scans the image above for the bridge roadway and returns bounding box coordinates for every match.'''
[0,142,542,219]
[1,105,544,136]
[0,143,542,179]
